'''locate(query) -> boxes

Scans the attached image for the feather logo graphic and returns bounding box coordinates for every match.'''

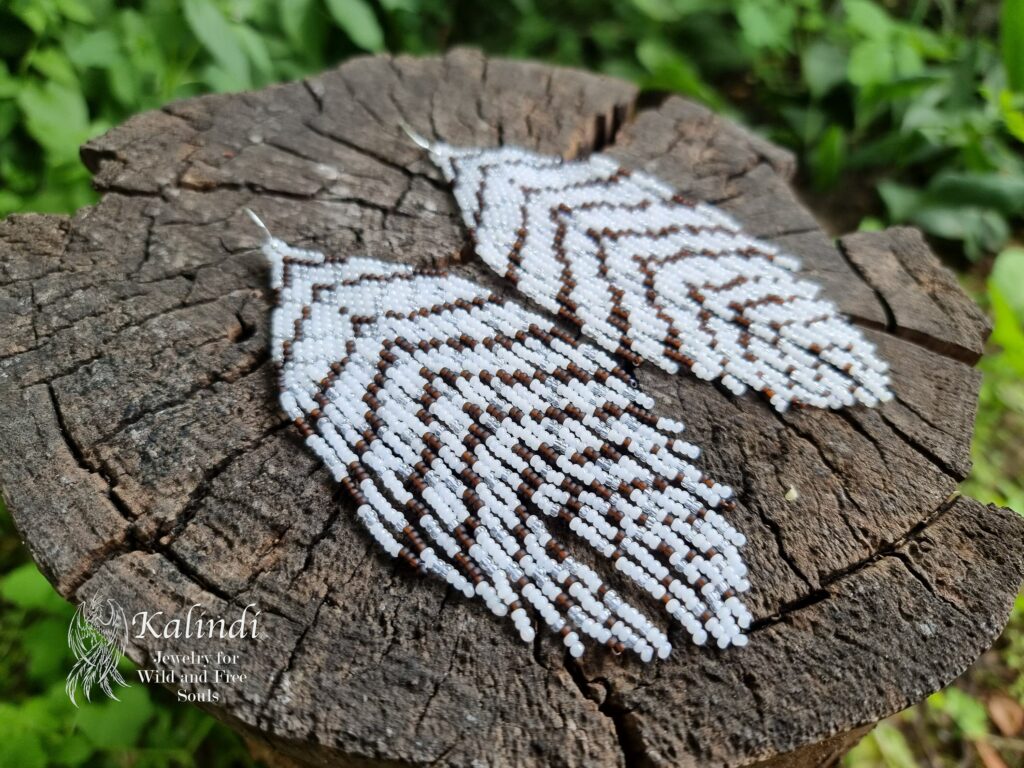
[66,595,131,706]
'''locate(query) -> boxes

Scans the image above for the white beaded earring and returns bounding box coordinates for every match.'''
[407,132,893,413]
[252,212,751,661]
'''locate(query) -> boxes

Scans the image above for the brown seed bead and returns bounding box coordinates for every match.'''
[398,548,420,570]
[463,491,484,513]
[403,527,428,554]
[454,527,474,550]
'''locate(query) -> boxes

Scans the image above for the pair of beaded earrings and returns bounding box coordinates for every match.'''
[259,134,892,662]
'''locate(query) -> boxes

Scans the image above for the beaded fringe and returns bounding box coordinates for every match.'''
[413,136,893,412]
[258,218,751,661]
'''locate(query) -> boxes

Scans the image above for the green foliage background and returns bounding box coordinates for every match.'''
[1,0,1023,765]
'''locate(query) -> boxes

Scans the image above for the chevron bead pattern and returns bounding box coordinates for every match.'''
[420,140,893,412]
[260,221,751,660]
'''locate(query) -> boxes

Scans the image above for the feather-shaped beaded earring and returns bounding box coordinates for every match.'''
[251,212,751,660]
[407,132,893,413]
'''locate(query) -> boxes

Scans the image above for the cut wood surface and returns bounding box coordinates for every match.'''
[1,49,1022,767]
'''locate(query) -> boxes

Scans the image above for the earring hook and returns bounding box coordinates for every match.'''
[399,122,433,151]
[244,208,271,242]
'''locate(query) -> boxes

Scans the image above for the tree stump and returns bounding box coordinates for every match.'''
[1,49,1022,767]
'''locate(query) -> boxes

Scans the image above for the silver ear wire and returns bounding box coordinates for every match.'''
[399,122,433,151]
[244,208,271,242]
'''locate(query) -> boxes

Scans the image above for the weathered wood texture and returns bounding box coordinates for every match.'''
[1,50,1021,767]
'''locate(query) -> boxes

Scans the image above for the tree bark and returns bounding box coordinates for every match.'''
[0,49,1021,767]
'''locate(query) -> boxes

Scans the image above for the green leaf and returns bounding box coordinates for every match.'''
[879,177,1010,257]
[0,729,47,768]
[16,80,92,164]
[736,0,796,51]
[911,205,1008,257]
[630,0,685,22]
[928,688,990,739]
[325,0,385,52]
[927,172,1024,215]
[21,693,68,728]
[10,2,52,34]
[869,721,918,768]
[13,161,98,214]
[801,41,847,99]
[991,247,1024,320]
[987,279,1024,377]
[0,102,18,141]
[234,23,274,84]
[1003,0,1024,92]
[843,0,893,40]
[810,124,845,188]
[24,617,73,681]
[54,0,94,24]
[848,39,894,88]
[64,28,122,70]
[893,40,923,78]
[779,105,826,145]
[52,734,93,768]
[75,685,154,749]
[182,0,251,89]
[106,54,140,107]
[877,180,922,221]
[27,47,79,86]
[379,0,419,10]
[0,62,19,99]
[279,0,319,50]
[636,38,722,108]
[0,562,67,612]
[999,89,1024,144]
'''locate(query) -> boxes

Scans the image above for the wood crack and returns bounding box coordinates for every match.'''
[836,236,983,365]
[258,588,331,729]
[46,382,130,523]
[6,287,253,387]
[877,409,961,481]
[565,656,645,768]
[161,412,290,544]
[89,346,269,449]
[303,120,448,193]
[413,638,458,736]
[750,494,959,632]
